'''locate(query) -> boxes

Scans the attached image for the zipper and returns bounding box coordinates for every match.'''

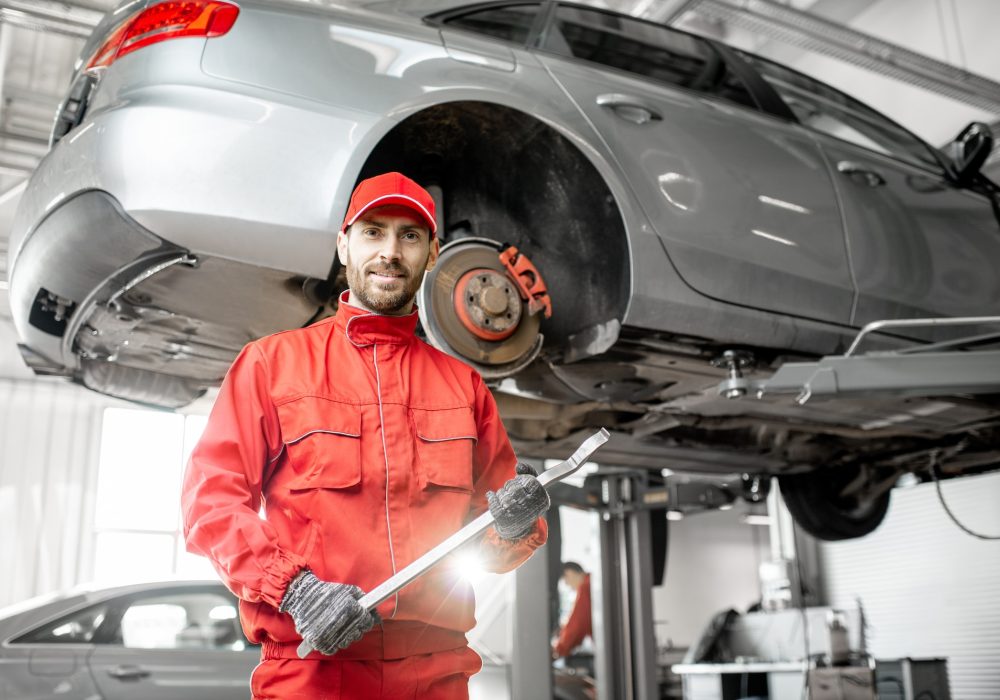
[372,342,400,618]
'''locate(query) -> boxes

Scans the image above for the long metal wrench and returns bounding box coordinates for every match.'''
[297,428,610,658]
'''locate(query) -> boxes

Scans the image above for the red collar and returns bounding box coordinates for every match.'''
[334,291,419,346]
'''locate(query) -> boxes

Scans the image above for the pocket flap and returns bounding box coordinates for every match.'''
[412,407,476,492]
[278,397,361,443]
[412,407,478,443]
[277,397,361,490]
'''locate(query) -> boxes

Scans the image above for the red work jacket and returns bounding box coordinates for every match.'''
[181,296,547,660]
[554,575,592,658]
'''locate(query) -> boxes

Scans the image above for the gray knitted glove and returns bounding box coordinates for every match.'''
[487,463,551,540]
[279,570,377,655]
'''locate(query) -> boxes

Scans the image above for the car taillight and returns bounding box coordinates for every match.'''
[84,1,239,75]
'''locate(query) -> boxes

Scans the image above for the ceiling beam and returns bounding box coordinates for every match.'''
[0,1,101,39]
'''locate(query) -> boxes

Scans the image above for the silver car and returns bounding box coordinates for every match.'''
[0,579,543,700]
[8,0,1000,540]
[0,580,258,699]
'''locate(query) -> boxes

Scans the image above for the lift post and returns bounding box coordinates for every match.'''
[546,470,739,699]
[590,469,659,700]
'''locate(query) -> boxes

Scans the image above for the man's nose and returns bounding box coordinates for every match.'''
[378,235,402,261]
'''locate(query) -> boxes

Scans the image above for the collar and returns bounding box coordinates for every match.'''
[335,291,419,346]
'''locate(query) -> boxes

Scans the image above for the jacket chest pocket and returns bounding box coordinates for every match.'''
[411,407,477,493]
[277,398,362,490]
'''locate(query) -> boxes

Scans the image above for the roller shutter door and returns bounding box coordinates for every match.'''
[819,471,1000,700]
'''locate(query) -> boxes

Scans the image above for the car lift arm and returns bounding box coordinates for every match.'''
[718,316,1000,404]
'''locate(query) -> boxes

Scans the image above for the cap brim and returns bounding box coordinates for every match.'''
[344,194,437,235]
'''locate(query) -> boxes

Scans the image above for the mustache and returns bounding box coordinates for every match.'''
[366,262,408,277]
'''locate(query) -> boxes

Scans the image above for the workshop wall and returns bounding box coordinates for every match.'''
[820,470,1000,700]
[0,378,113,607]
[653,507,766,651]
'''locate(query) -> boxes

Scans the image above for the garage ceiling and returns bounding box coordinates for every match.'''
[0,0,998,380]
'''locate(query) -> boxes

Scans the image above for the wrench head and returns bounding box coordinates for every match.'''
[536,428,610,487]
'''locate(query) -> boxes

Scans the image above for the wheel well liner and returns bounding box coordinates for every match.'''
[358,101,630,348]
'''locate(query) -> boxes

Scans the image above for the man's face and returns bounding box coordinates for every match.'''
[563,570,585,591]
[337,205,439,316]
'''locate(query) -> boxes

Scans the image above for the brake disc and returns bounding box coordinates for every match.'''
[418,238,542,378]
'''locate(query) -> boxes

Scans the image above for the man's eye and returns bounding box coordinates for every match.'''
[363,228,379,237]
[402,232,420,241]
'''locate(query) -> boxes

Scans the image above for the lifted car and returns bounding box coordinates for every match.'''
[8,0,1000,540]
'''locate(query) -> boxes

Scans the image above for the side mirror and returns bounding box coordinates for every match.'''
[944,121,994,184]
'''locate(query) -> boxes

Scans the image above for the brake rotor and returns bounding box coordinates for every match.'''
[418,238,542,378]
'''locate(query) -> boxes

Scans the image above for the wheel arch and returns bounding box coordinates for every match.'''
[353,99,632,354]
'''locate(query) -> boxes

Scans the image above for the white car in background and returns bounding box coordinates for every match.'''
[0,579,560,700]
[0,580,257,700]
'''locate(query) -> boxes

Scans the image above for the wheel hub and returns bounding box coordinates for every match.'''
[454,268,522,341]
[418,238,543,378]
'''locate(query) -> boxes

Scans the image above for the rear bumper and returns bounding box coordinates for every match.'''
[9,44,368,284]
[9,190,175,371]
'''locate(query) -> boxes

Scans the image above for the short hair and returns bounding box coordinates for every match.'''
[562,561,585,575]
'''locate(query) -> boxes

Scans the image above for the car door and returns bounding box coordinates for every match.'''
[533,4,854,324]
[745,55,1000,328]
[87,586,258,700]
[0,598,106,700]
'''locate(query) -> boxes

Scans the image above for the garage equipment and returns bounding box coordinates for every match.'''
[874,658,951,700]
[296,428,610,658]
[549,468,750,700]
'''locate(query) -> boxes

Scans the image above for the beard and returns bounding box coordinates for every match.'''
[344,250,428,314]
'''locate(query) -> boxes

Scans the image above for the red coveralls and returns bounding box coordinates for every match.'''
[554,575,592,658]
[182,295,547,699]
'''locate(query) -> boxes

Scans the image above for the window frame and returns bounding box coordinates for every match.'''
[425,2,956,180]
[108,587,249,651]
[736,50,951,176]
[424,1,550,50]
[423,0,957,184]
[8,600,114,646]
[529,1,778,117]
[9,584,253,652]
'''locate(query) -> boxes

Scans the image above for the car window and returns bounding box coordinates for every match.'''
[540,5,758,110]
[114,591,248,651]
[741,53,942,171]
[441,3,542,45]
[11,603,110,644]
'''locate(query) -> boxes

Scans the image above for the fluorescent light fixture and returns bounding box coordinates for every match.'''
[666,510,684,521]
[742,514,772,526]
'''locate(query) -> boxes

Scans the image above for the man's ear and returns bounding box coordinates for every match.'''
[425,237,440,272]
[336,229,349,264]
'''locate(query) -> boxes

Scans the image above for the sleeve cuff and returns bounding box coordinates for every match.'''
[255,547,308,609]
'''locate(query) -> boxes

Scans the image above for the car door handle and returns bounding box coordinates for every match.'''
[837,160,886,187]
[107,665,151,681]
[596,93,662,124]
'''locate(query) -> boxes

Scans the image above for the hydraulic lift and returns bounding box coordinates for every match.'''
[716,317,1000,403]
[504,318,998,700]
[517,468,744,700]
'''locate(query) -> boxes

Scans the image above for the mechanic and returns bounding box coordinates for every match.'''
[182,171,551,699]
[553,561,593,663]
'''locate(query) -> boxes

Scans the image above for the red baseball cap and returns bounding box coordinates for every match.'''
[341,172,437,237]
